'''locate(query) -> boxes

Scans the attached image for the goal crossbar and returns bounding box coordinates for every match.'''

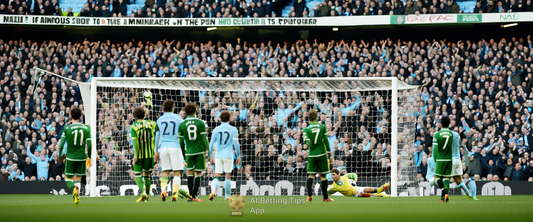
[90,77,418,92]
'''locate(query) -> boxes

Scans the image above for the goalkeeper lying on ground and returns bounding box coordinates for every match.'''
[328,168,390,197]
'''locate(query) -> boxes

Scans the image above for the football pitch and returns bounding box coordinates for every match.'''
[0,195,530,222]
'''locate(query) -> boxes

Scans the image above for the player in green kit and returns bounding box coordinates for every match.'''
[59,107,91,204]
[179,103,209,202]
[432,116,455,202]
[303,109,334,202]
[130,106,159,202]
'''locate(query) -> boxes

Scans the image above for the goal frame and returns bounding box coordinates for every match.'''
[88,77,406,197]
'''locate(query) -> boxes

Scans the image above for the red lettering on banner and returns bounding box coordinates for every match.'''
[406,14,453,23]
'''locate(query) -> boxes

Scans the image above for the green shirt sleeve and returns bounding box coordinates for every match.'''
[59,129,66,157]
[199,122,210,155]
[178,122,186,158]
[153,121,159,134]
[432,135,438,158]
[323,125,331,152]
[130,125,138,157]
[303,129,311,148]
[86,126,92,158]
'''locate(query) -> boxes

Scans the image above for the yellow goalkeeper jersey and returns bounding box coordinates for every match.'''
[328,173,358,196]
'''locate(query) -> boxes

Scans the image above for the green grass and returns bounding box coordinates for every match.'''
[0,195,531,222]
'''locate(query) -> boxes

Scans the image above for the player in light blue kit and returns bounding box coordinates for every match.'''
[426,156,436,183]
[426,128,478,200]
[155,99,190,202]
[208,110,241,201]
[450,129,479,200]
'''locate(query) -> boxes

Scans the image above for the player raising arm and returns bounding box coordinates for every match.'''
[304,109,334,202]
[155,99,190,202]
[328,168,390,197]
[130,106,158,202]
[179,103,210,202]
[208,111,241,201]
[58,107,91,204]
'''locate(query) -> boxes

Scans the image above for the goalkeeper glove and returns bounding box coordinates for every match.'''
[86,158,92,168]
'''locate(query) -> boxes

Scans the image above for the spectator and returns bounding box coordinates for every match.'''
[0,166,8,181]
[486,0,497,12]
[65,7,73,16]
[502,158,514,180]
[473,1,487,13]
[418,154,428,180]
[26,147,48,180]
[48,151,63,180]
[511,162,524,181]
[467,147,483,176]
[118,0,127,16]
[101,5,110,17]
[8,166,24,181]
[19,156,36,178]
[527,0,533,11]
[524,159,533,179]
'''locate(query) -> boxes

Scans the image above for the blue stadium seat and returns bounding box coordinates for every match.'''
[59,0,147,14]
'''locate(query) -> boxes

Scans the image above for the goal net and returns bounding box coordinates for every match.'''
[83,78,420,197]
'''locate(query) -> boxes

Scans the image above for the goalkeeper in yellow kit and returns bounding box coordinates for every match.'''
[328,168,390,197]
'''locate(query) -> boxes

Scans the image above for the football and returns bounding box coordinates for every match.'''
[143,90,152,100]
[144,91,153,106]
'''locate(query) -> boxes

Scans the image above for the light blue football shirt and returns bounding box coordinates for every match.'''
[155,112,183,152]
[209,122,240,159]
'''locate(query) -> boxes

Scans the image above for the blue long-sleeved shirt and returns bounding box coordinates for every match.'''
[32,119,42,130]
[341,95,361,116]
[276,102,303,127]
[26,147,48,180]
[462,121,471,132]
[8,171,25,181]
[238,109,248,121]
[415,150,423,167]
[112,68,122,77]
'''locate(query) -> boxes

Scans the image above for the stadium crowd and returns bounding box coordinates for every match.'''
[0,0,532,17]
[0,35,533,192]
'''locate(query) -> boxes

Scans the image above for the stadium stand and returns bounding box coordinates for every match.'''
[0,36,532,186]
[0,0,530,17]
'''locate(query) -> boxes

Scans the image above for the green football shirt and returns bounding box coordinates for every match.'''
[178,116,209,156]
[432,128,453,161]
[303,122,331,157]
[59,123,92,161]
[130,120,158,159]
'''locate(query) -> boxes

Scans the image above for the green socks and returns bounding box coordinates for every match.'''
[66,180,74,191]
[135,176,144,194]
[443,178,450,192]
[144,176,151,194]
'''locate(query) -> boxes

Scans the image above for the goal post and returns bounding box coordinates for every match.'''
[84,77,419,197]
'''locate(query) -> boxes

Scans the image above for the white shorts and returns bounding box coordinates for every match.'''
[428,178,435,187]
[160,148,185,171]
[354,187,364,197]
[452,158,463,176]
[214,158,233,174]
